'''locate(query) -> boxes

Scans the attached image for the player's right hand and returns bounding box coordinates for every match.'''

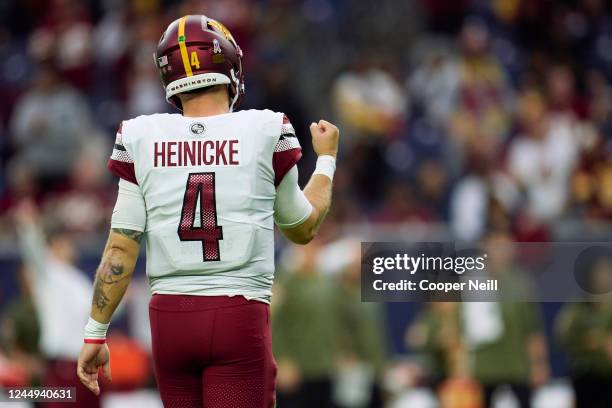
[77,343,112,395]
[309,120,339,157]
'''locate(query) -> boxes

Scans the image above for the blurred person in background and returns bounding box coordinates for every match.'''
[13,200,99,407]
[8,61,96,188]
[406,302,463,390]
[125,51,168,117]
[124,12,168,117]
[0,265,43,386]
[42,146,115,236]
[556,254,612,408]
[334,240,387,408]
[462,231,549,408]
[332,54,407,140]
[546,64,586,120]
[569,131,612,221]
[450,149,497,241]
[0,163,40,220]
[507,85,580,224]
[415,159,451,221]
[28,0,94,89]
[448,17,512,166]
[408,38,459,127]
[273,243,341,408]
[585,69,612,141]
[570,71,612,221]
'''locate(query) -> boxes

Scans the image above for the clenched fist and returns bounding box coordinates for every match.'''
[309,120,339,158]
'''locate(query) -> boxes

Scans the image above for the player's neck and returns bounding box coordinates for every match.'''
[181,88,231,117]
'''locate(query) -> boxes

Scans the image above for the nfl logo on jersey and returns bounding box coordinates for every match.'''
[190,122,206,135]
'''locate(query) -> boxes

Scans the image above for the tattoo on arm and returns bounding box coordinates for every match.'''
[111,228,143,243]
[91,252,130,312]
[92,279,110,311]
[98,261,125,284]
[90,230,141,318]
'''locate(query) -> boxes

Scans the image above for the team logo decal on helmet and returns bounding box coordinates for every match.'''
[154,15,245,112]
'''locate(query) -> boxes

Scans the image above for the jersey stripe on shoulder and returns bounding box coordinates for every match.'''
[281,114,295,136]
[273,114,301,186]
[108,122,138,184]
[275,134,301,153]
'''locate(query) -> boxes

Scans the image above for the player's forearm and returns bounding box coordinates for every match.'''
[303,174,333,236]
[90,229,142,324]
[300,120,338,239]
[279,156,335,244]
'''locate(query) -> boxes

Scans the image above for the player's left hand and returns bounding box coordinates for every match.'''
[77,343,112,395]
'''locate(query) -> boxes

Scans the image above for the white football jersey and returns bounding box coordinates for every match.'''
[108,109,302,302]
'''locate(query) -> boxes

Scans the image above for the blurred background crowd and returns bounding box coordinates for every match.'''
[1,0,612,407]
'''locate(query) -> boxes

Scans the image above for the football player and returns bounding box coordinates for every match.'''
[76,15,339,408]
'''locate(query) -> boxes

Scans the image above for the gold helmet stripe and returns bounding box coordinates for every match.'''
[178,16,193,77]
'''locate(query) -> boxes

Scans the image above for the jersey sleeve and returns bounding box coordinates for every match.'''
[107,122,138,185]
[111,179,147,232]
[273,114,302,187]
[274,165,313,228]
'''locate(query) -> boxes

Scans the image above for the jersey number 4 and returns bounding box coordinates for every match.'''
[178,172,223,261]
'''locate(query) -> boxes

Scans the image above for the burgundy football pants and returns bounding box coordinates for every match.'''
[149,294,277,408]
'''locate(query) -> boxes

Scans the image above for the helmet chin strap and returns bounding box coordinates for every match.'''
[229,68,241,112]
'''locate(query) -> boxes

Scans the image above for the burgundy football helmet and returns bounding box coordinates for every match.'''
[154,15,245,111]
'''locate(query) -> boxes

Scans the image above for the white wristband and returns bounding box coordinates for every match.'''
[313,155,336,181]
[84,317,110,343]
